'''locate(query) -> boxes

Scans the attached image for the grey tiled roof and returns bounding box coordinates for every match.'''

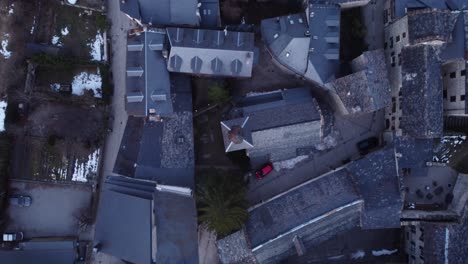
[331,50,391,115]
[400,44,444,138]
[221,88,322,160]
[245,168,360,248]
[346,147,403,229]
[260,4,341,85]
[120,0,199,26]
[421,207,468,263]
[407,9,459,44]
[166,28,255,77]
[126,30,173,117]
[394,137,434,170]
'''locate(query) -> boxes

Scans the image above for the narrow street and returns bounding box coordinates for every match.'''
[89,0,133,263]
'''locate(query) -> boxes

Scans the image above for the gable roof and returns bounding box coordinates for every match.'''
[166,28,255,77]
[407,8,459,44]
[126,30,173,117]
[330,50,391,115]
[346,147,403,229]
[120,0,199,26]
[220,88,322,160]
[400,43,444,138]
[261,4,341,85]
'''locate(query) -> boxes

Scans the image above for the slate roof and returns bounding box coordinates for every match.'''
[95,176,155,264]
[154,190,199,263]
[126,30,173,117]
[421,207,468,263]
[116,75,195,188]
[261,4,340,85]
[245,168,360,248]
[331,50,391,115]
[394,136,434,170]
[346,147,403,229]
[95,175,199,264]
[400,44,444,138]
[391,0,467,20]
[166,28,255,77]
[220,88,322,160]
[407,8,459,45]
[0,241,77,264]
[120,0,199,26]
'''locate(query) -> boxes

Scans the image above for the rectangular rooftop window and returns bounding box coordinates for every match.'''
[450,96,456,102]
[450,72,456,78]
[396,35,400,42]
[461,95,465,101]
[461,69,466,76]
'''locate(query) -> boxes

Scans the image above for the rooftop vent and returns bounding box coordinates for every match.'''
[127,43,144,52]
[169,55,183,71]
[127,92,144,103]
[213,31,225,46]
[228,125,244,144]
[193,29,204,44]
[174,28,184,43]
[231,59,243,75]
[126,67,144,77]
[211,57,223,73]
[191,56,203,73]
[151,91,167,101]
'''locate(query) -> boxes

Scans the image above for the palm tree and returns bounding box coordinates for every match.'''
[196,172,248,238]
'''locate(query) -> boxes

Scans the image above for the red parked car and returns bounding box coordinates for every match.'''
[255,163,273,179]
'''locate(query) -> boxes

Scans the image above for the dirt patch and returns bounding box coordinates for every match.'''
[26,103,105,141]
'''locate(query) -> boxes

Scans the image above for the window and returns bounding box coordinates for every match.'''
[390,37,394,48]
[450,96,456,102]
[384,42,388,49]
[461,69,466,76]
[443,90,447,99]
[461,95,465,101]
[403,32,407,38]
[398,53,402,66]
[396,35,400,42]
[450,72,456,78]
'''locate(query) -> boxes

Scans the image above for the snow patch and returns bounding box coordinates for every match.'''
[30,16,36,35]
[51,35,62,46]
[8,3,14,15]
[87,31,104,61]
[404,73,417,81]
[1,35,11,59]
[372,249,398,256]
[273,155,308,170]
[315,130,339,151]
[50,83,61,92]
[61,27,69,36]
[246,89,283,97]
[351,250,365,259]
[72,149,100,182]
[71,69,102,98]
[0,99,7,132]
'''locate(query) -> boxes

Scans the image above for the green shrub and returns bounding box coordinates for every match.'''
[207,84,229,104]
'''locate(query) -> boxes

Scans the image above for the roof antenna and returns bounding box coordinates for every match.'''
[223,26,228,36]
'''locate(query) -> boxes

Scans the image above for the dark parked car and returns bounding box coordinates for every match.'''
[255,163,274,179]
[9,195,32,207]
[357,137,379,155]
